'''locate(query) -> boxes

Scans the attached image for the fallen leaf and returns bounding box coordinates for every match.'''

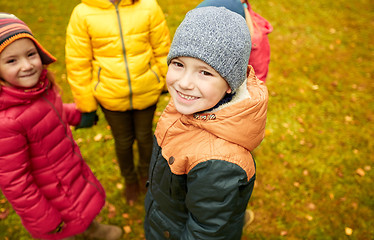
[329,193,334,200]
[122,213,130,219]
[0,208,9,220]
[280,231,288,236]
[364,165,371,171]
[104,135,113,141]
[116,183,124,190]
[355,168,365,177]
[307,203,316,210]
[265,129,272,136]
[305,215,313,221]
[344,116,353,123]
[123,225,132,234]
[94,133,103,142]
[293,182,300,188]
[296,117,304,124]
[345,227,353,236]
[106,203,116,219]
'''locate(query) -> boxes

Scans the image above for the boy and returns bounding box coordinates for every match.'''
[144,7,268,239]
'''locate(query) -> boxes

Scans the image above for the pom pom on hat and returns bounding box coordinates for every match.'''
[196,0,246,19]
[167,7,251,93]
[0,12,56,65]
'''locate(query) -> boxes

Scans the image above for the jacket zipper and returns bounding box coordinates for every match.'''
[149,62,161,83]
[94,67,101,90]
[42,94,105,196]
[114,1,133,109]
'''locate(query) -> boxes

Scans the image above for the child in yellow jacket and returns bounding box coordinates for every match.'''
[65,0,171,205]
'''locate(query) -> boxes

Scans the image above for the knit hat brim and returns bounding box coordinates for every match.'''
[0,13,56,65]
[167,7,251,93]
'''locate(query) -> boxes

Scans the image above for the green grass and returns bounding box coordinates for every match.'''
[0,0,373,239]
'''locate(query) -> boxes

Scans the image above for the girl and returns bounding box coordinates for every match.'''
[196,0,273,82]
[0,13,121,240]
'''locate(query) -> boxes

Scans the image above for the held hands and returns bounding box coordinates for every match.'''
[75,111,99,130]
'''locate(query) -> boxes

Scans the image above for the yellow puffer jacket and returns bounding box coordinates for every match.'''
[65,0,171,112]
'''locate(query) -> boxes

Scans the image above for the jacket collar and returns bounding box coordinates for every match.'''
[0,69,50,111]
[82,0,134,8]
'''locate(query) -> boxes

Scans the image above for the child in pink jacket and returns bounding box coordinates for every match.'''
[0,13,121,240]
[196,0,273,82]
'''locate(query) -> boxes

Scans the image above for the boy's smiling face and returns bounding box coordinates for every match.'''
[166,56,231,115]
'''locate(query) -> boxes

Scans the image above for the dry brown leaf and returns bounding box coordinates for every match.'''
[0,208,9,220]
[329,193,334,200]
[344,116,353,123]
[104,135,113,141]
[307,203,316,210]
[297,117,304,124]
[345,227,353,236]
[355,168,365,177]
[106,203,116,219]
[123,225,132,234]
[94,133,103,142]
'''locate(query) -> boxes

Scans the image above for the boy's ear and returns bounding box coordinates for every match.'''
[226,87,232,94]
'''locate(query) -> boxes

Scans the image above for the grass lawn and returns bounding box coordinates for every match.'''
[0,0,373,239]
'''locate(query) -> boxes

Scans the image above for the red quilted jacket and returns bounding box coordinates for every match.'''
[246,2,273,82]
[0,70,105,239]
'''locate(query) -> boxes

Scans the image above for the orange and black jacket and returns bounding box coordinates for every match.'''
[144,67,268,239]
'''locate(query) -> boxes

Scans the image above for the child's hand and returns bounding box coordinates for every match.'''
[75,111,99,129]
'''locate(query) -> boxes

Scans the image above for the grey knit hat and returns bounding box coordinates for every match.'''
[167,6,251,93]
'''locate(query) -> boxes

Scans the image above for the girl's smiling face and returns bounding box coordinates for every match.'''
[166,56,231,115]
[0,38,43,88]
